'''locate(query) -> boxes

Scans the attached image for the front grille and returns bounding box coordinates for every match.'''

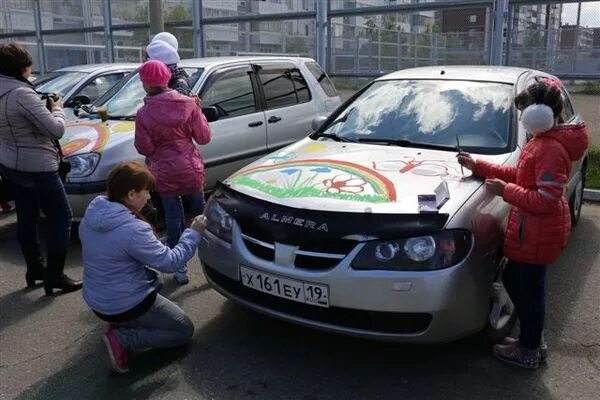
[244,239,275,261]
[205,264,432,335]
[241,233,354,270]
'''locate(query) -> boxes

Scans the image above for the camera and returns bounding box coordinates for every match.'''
[40,92,60,111]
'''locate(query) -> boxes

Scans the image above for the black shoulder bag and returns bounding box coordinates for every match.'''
[41,93,71,182]
[52,139,71,182]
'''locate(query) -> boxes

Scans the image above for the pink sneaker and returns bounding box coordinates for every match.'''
[102,328,129,373]
[0,201,15,213]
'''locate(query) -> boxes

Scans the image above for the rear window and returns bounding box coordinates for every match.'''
[258,64,311,109]
[305,62,337,97]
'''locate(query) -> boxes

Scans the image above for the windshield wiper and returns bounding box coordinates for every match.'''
[312,132,355,142]
[357,137,458,152]
[107,115,136,121]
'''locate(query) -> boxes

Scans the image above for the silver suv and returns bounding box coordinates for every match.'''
[60,56,341,218]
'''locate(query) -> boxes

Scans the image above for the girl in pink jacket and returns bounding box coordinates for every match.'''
[135,60,211,285]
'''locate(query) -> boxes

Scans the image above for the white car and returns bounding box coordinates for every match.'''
[34,63,138,121]
[60,56,341,219]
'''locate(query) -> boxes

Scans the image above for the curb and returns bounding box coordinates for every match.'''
[583,188,600,202]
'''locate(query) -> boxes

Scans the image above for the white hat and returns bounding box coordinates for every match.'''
[146,40,180,65]
[152,31,178,51]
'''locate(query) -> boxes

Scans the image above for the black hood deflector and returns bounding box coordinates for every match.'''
[213,182,449,244]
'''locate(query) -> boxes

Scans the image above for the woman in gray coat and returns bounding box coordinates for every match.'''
[0,43,81,295]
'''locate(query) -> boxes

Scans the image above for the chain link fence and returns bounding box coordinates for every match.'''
[1,1,598,94]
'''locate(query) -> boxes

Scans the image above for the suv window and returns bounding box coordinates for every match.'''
[257,64,311,109]
[201,68,257,119]
[305,62,337,97]
[74,72,126,104]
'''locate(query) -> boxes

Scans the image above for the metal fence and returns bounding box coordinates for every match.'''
[0,0,599,81]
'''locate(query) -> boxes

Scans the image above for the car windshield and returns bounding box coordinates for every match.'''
[34,71,88,97]
[99,68,204,119]
[321,80,514,154]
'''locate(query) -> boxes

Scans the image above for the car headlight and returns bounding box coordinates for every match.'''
[352,230,472,271]
[404,236,436,262]
[65,152,100,178]
[205,198,233,242]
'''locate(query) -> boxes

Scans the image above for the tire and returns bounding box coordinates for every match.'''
[569,163,586,228]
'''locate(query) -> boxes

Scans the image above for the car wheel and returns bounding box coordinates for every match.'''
[569,164,586,227]
[486,255,517,343]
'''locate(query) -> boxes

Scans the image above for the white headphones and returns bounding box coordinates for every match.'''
[519,78,562,134]
[520,103,555,134]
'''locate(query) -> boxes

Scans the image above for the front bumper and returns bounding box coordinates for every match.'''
[64,181,106,219]
[199,225,490,343]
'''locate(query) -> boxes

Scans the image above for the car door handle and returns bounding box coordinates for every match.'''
[268,116,282,123]
[248,121,263,127]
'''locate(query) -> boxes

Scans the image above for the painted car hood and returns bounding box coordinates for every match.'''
[225,138,512,215]
[60,119,135,157]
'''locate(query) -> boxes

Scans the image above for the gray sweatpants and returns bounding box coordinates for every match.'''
[112,294,194,351]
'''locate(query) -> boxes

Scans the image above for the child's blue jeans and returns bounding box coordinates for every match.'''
[160,191,205,272]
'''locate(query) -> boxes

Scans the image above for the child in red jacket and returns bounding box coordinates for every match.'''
[458,78,589,369]
[135,60,211,285]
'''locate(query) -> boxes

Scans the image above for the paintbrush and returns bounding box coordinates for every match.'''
[456,135,464,176]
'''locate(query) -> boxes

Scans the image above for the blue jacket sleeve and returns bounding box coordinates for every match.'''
[127,223,202,273]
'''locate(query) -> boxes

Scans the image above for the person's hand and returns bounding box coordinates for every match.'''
[485,178,506,196]
[456,152,476,171]
[48,96,64,110]
[190,214,207,233]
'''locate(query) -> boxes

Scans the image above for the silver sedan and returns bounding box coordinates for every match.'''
[199,66,587,343]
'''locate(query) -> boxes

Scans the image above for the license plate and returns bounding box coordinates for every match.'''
[240,266,329,308]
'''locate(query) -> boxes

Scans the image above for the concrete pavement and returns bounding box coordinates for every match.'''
[0,205,599,400]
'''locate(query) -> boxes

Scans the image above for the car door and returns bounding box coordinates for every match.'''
[254,62,318,150]
[198,64,267,189]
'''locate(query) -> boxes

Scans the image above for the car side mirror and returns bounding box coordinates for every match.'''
[202,106,219,123]
[311,115,328,131]
[72,95,92,106]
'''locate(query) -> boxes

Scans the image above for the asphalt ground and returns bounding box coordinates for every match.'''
[0,203,598,400]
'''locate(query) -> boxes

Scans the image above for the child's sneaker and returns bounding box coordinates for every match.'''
[102,328,129,373]
[501,336,548,363]
[0,201,15,213]
[174,267,189,285]
[493,342,540,369]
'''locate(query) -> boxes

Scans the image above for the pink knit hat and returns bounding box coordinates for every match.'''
[139,60,171,88]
